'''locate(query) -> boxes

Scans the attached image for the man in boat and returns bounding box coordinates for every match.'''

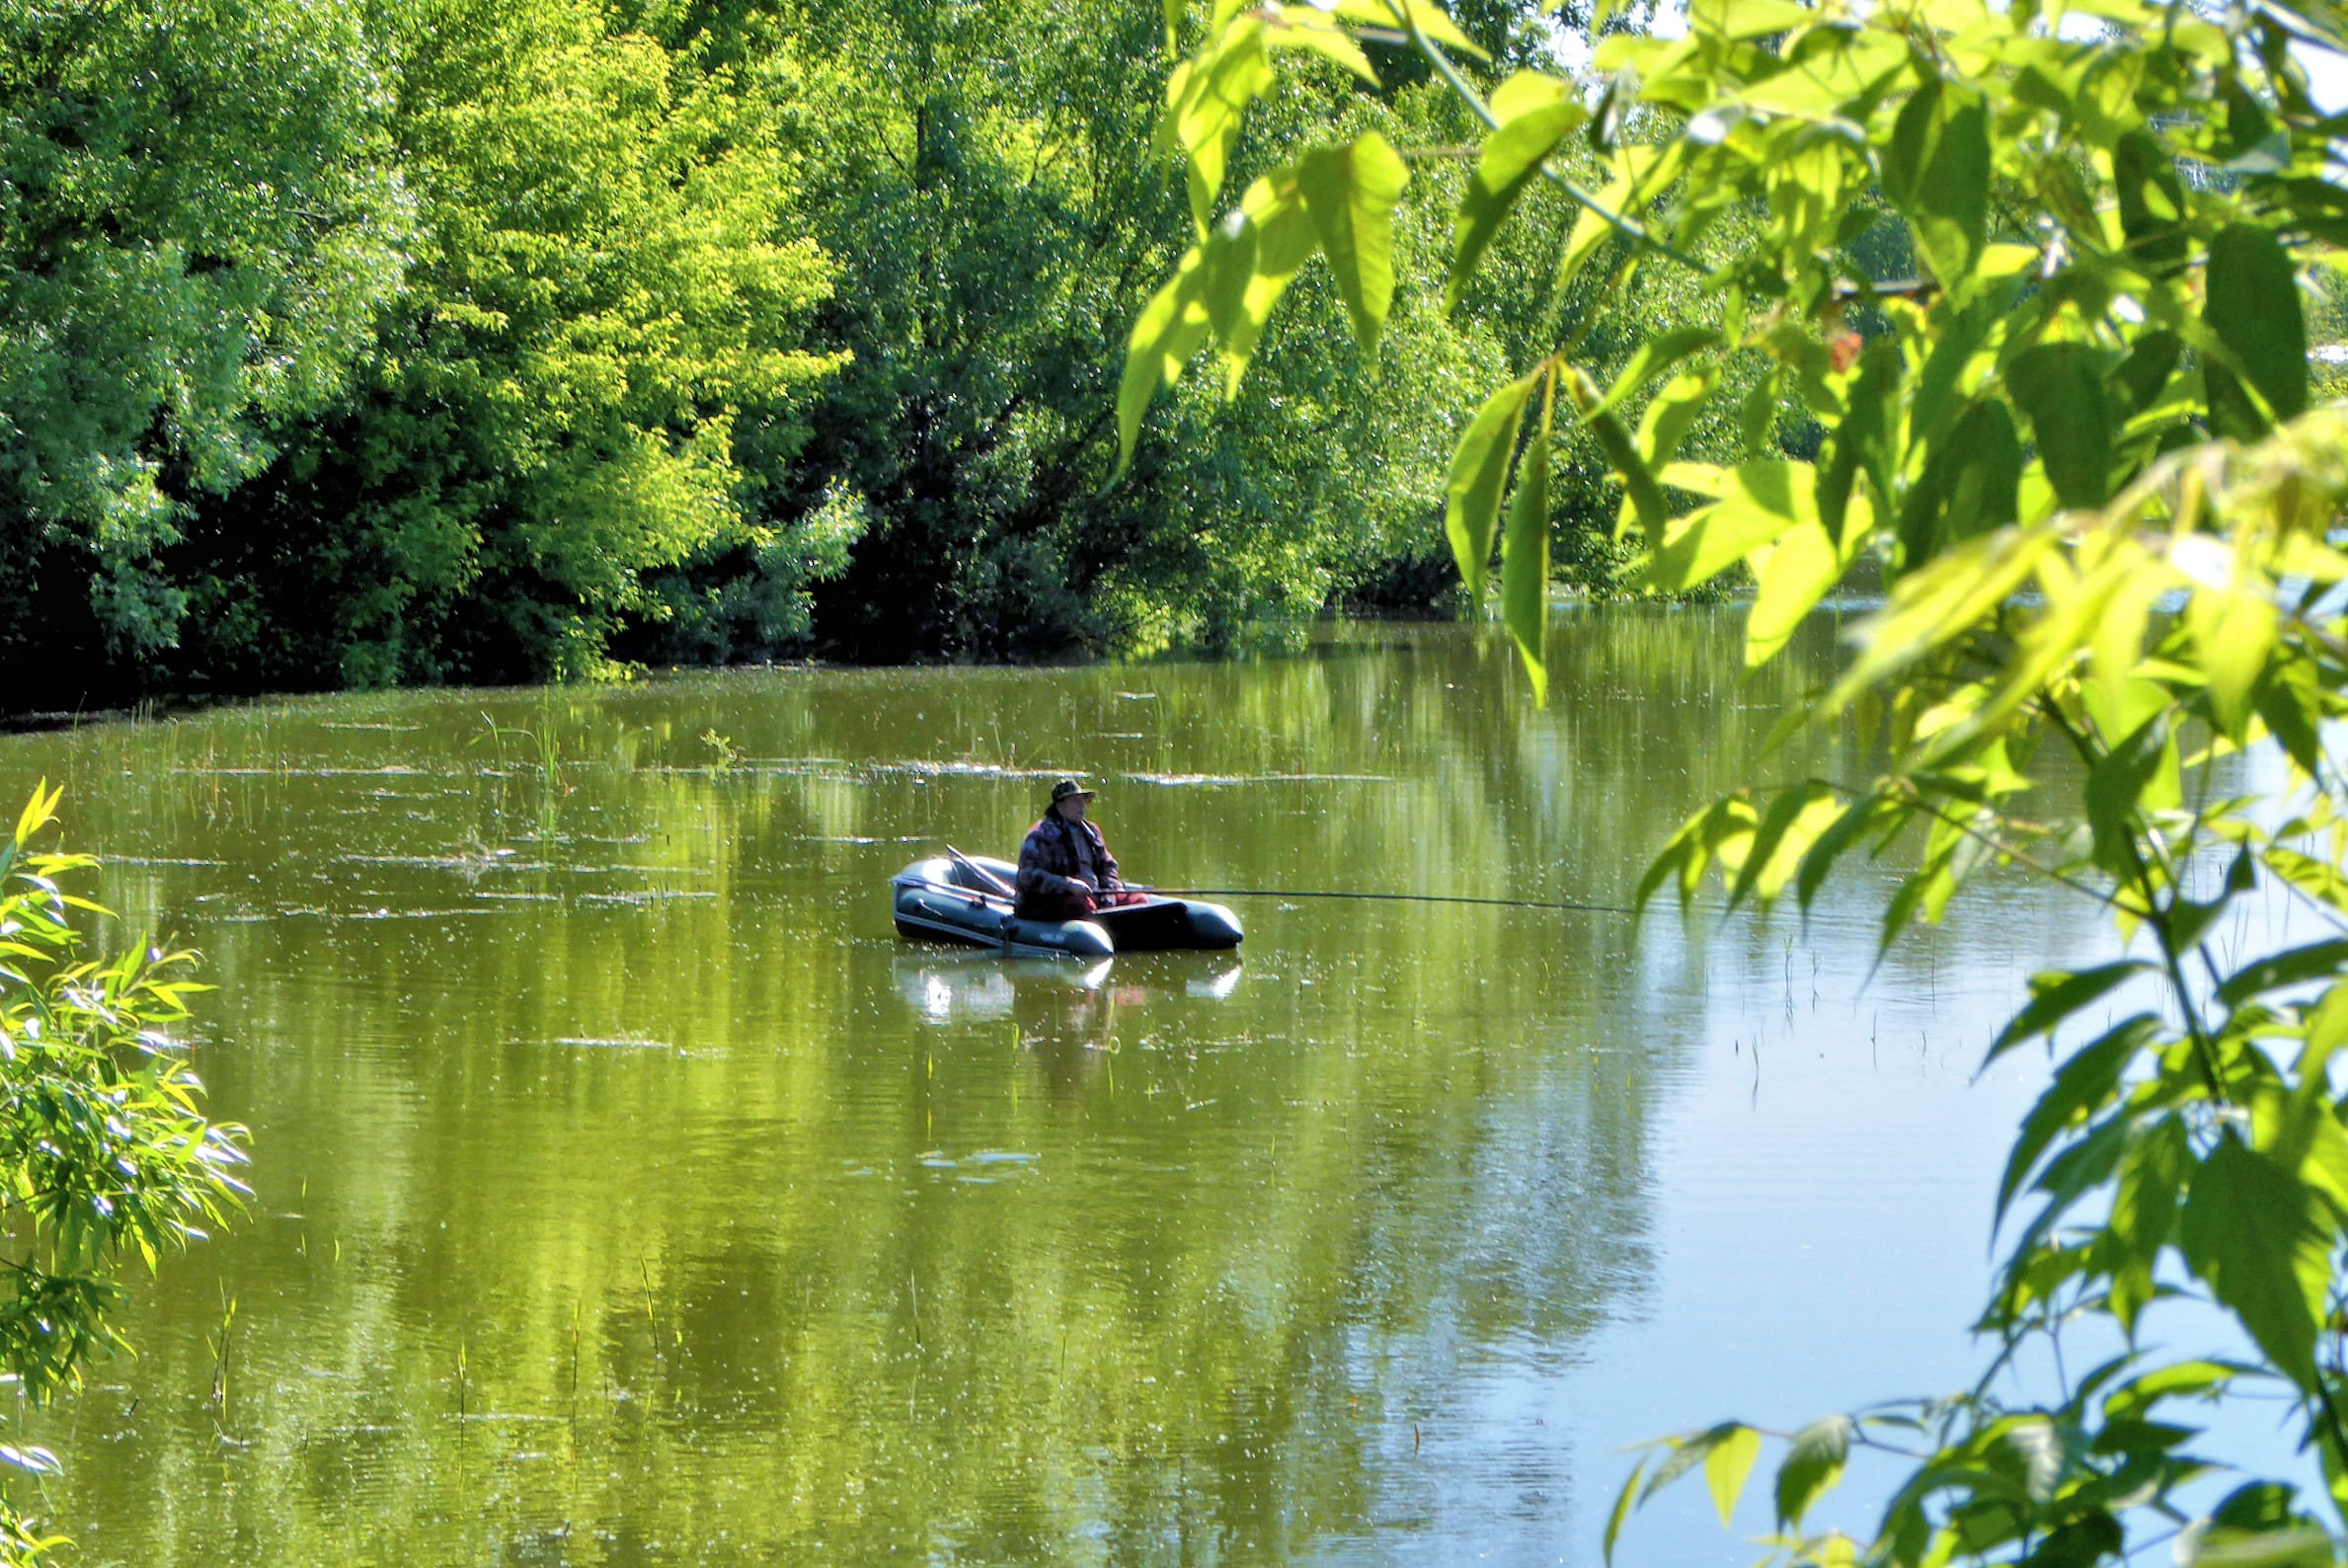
[1016,779,1148,920]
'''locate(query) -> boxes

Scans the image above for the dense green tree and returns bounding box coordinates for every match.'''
[0,0,410,686]
[171,0,845,688]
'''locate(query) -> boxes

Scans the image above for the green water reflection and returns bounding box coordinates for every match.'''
[1,610,2086,1565]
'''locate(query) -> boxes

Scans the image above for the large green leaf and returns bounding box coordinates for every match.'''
[1645,459,1814,592]
[2185,575,2278,741]
[1562,364,1668,537]
[1159,20,1276,234]
[1295,131,1410,350]
[2178,1132,2331,1390]
[2083,713,2174,877]
[1996,1014,2157,1223]
[1689,0,1816,39]
[1986,961,2155,1062]
[1444,371,1541,603]
[1883,79,1989,283]
[1502,376,1554,705]
[2106,1114,2190,1332]
[1897,399,2020,568]
[1115,252,1214,476]
[2005,344,2111,509]
[1745,517,1848,667]
[2112,129,2188,273]
[2203,223,2309,438]
[1585,327,1720,425]
[1448,76,1586,313]
[1206,178,1317,394]
[1774,1414,1852,1527]
[1705,1425,1761,1527]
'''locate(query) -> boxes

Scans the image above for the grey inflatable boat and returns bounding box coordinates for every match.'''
[890,853,1243,958]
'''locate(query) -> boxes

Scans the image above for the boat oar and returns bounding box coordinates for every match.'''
[1131,886,1638,916]
[945,844,1017,900]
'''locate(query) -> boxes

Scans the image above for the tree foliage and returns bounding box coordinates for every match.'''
[1123,0,2348,1559]
[0,784,245,1563]
[0,0,411,667]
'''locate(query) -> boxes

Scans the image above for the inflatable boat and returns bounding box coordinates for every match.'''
[890,853,1243,958]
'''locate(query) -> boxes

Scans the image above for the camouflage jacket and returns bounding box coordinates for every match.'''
[1015,813,1121,911]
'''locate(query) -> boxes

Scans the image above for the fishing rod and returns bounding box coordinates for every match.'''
[925,843,1638,916]
[1133,886,1639,916]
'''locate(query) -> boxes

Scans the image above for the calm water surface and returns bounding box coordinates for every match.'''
[2,610,2106,1565]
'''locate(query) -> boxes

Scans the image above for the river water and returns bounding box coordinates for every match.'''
[1,609,2106,1565]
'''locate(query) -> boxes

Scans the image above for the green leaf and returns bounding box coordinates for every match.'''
[2083,713,2170,877]
[1160,20,1277,234]
[1449,79,1587,313]
[2186,578,2278,741]
[1794,795,1897,910]
[1817,338,1897,545]
[1689,0,1816,39]
[2106,1114,2190,1332]
[1562,365,1668,537]
[2253,661,2325,777]
[1898,399,2020,568]
[1705,1425,1761,1527]
[1586,327,1720,425]
[1733,783,1841,907]
[1445,371,1541,603]
[1116,252,1215,476]
[1884,80,1989,283]
[1774,1414,1852,1528]
[1295,131,1411,349]
[2178,1132,2330,1390]
[2216,940,2348,1009]
[2203,224,2309,439]
[2112,129,2189,273]
[1333,0,1489,58]
[1206,178,1317,394]
[1996,1014,2158,1223]
[1503,375,1554,705]
[1645,459,1814,592]
[1986,961,2155,1063]
[1745,519,1847,667]
[1263,10,1380,83]
[2005,344,2111,509]
[1604,1452,1649,1566]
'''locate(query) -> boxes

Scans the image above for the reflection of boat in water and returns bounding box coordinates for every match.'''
[890,853,1242,958]
[892,950,1243,1025]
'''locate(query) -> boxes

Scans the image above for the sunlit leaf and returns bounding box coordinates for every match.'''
[1503,373,1554,704]
[1645,459,1815,592]
[1295,131,1411,350]
[1562,365,1668,537]
[1449,77,1586,313]
[1688,0,1815,40]
[1445,371,1542,603]
[1705,1425,1761,1526]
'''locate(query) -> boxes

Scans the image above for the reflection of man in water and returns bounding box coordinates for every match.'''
[1016,779,1147,920]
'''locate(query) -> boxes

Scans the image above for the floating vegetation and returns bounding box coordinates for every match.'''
[577,891,716,905]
